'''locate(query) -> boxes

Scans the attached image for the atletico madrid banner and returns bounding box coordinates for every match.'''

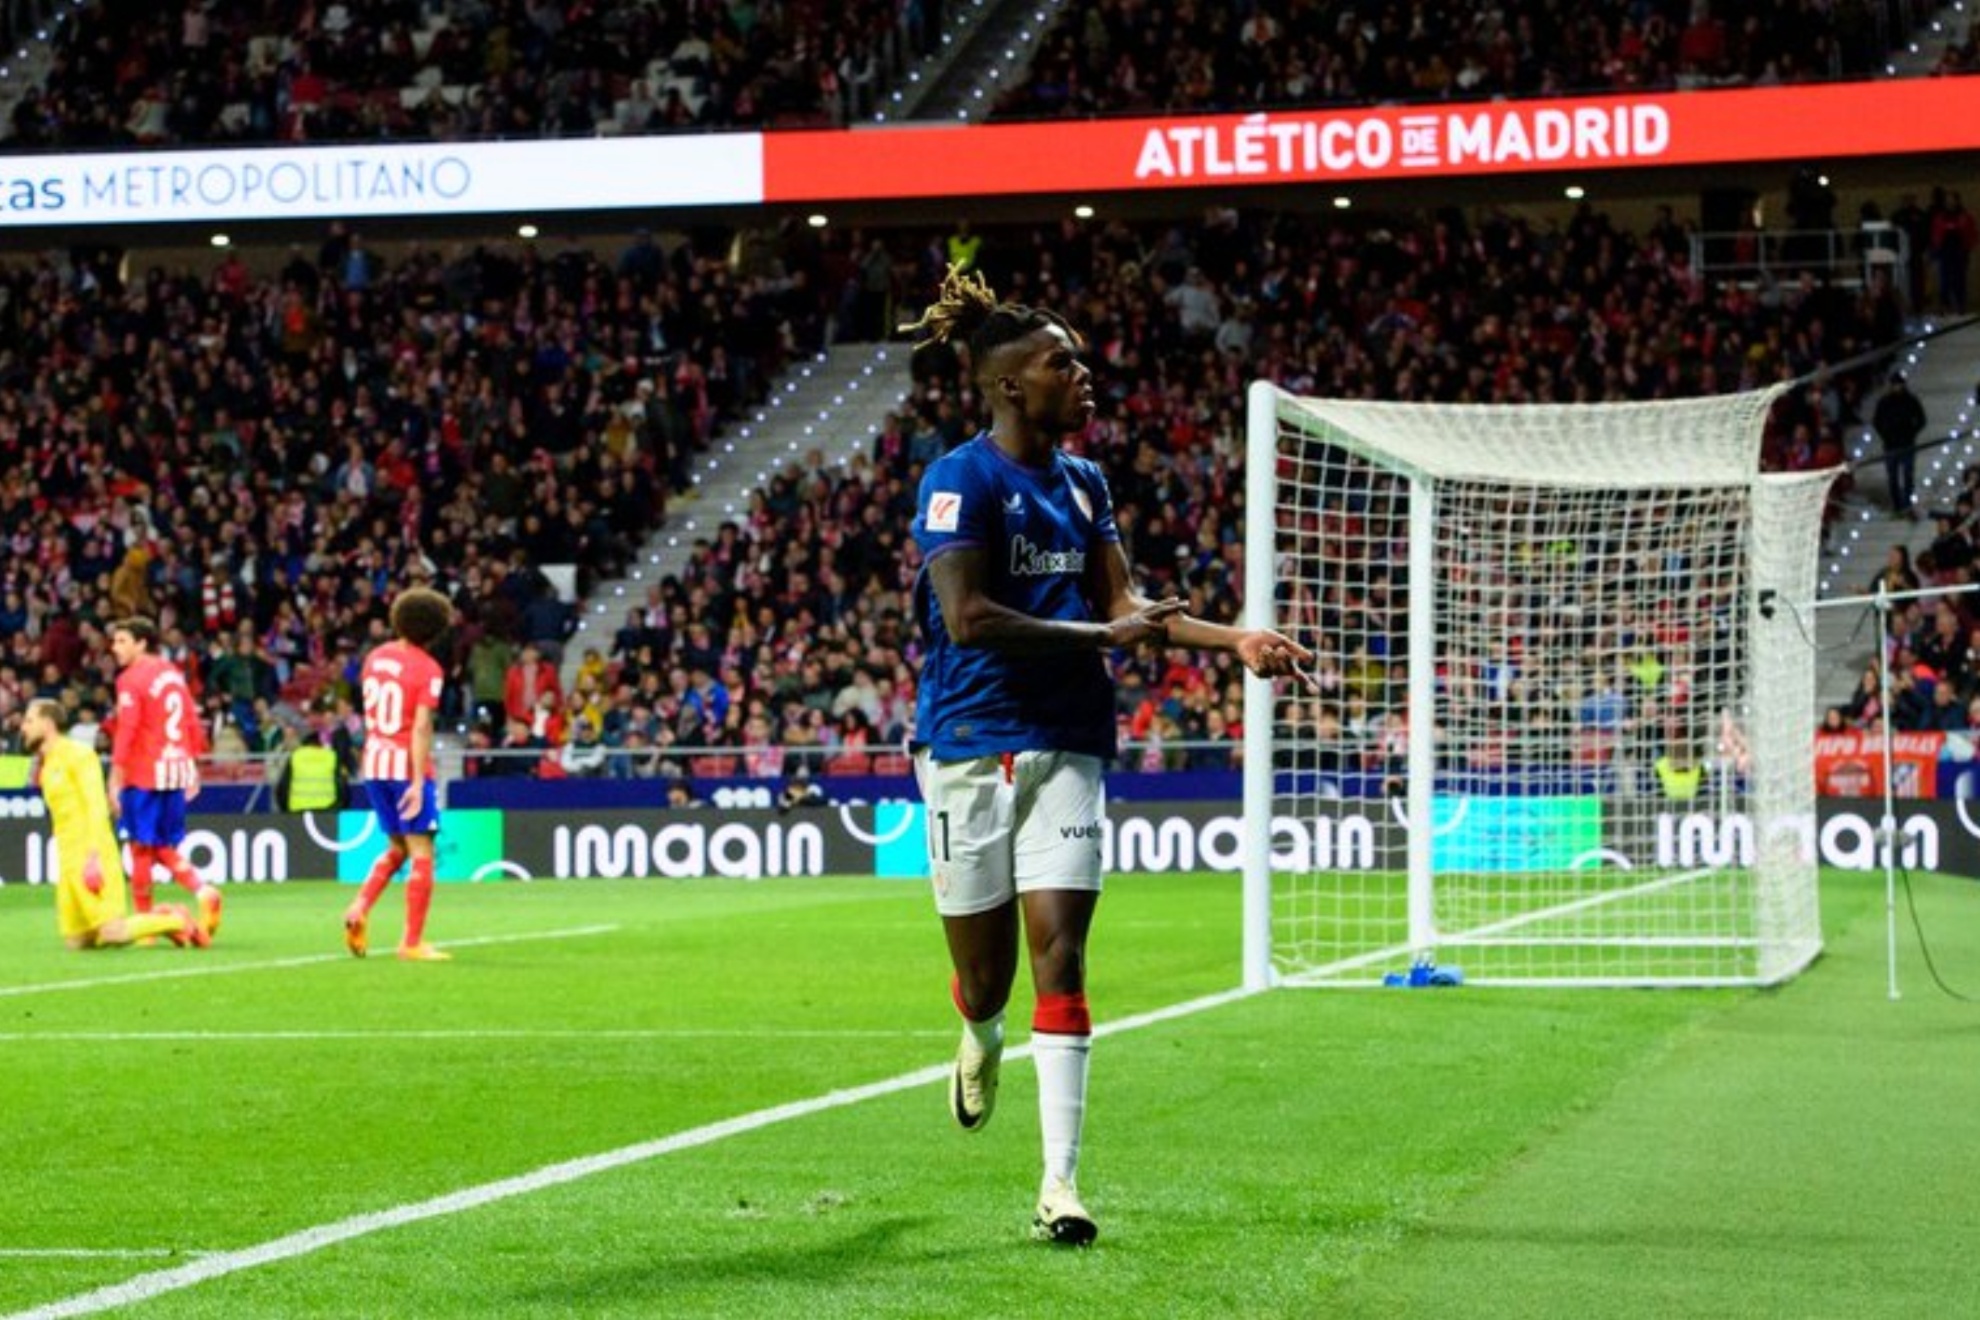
[763,79,1980,201]
[1814,730,1943,799]
[0,78,1977,226]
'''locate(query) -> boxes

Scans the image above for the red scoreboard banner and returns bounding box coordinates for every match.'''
[764,78,1980,202]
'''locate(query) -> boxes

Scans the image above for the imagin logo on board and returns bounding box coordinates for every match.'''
[1654,810,1938,872]
[21,827,291,885]
[551,820,827,880]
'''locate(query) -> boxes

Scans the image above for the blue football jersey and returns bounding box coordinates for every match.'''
[911,434,1122,760]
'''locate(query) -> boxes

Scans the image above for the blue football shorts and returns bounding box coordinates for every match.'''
[118,787,187,848]
[364,777,440,837]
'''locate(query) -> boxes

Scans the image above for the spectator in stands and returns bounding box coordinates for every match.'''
[1839,663,1884,730]
[682,666,731,730]
[1924,678,1972,731]
[1892,193,1933,310]
[559,717,610,776]
[1873,545,1923,597]
[503,644,562,728]
[1164,268,1222,341]
[529,688,567,747]
[68,703,104,753]
[1891,663,1935,731]
[992,0,1924,121]
[487,717,547,777]
[1652,739,1705,802]
[1931,190,1976,314]
[776,762,829,811]
[1874,374,1928,519]
[466,628,515,725]
[945,219,982,274]
[1915,604,1966,682]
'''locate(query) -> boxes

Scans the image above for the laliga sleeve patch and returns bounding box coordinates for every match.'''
[926,491,963,532]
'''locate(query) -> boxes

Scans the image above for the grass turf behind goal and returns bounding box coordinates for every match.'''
[1,870,1975,1319]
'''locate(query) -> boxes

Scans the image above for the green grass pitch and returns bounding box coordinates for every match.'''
[2,867,1978,1319]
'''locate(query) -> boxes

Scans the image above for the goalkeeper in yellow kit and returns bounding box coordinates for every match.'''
[22,699,207,951]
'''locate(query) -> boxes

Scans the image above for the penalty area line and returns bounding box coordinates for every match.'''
[4,983,1263,1320]
[0,925,620,999]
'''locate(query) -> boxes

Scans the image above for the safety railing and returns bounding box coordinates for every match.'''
[1687,225,1911,298]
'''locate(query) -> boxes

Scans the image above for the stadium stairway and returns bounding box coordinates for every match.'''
[1813,318,1980,713]
[892,0,1070,123]
[0,0,69,132]
[852,0,1024,124]
[560,341,913,685]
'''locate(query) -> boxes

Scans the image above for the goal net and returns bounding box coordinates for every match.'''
[1240,381,1837,988]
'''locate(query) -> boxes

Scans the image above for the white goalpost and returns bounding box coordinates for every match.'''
[1241,381,1838,989]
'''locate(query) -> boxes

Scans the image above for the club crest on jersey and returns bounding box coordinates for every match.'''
[926,491,962,532]
[1070,486,1094,523]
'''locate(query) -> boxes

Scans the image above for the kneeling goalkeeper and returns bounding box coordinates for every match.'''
[23,699,206,951]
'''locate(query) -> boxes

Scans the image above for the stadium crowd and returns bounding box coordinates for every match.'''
[0,218,842,769]
[1828,453,1980,736]
[8,0,1959,150]
[994,0,1939,121]
[7,0,933,148]
[0,178,1945,787]
[0,178,1945,784]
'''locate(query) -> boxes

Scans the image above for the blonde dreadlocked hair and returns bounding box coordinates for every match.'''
[898,262,1082,384]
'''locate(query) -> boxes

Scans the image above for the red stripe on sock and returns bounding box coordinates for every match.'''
[1033,991,1091,1035]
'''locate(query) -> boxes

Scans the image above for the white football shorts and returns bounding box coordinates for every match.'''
[913,748,1106,916]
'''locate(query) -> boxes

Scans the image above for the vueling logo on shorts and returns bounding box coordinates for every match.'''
[1059,822,1104,841]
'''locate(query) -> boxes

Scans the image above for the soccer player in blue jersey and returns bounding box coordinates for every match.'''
[902,266,1316,1246]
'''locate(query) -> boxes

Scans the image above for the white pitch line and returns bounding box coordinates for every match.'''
[0,926,621,999]
[4,983,1262,1320]
[0,1251,216,1261]
[1282,866,1716,987]
[0,1027,951,1043]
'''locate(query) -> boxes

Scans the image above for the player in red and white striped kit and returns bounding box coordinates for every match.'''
[344,586,456,962]
[108,617,224,940]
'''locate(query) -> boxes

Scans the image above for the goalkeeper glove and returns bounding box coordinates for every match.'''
[82,854,104,896]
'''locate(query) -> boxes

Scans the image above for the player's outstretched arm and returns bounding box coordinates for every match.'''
[1091,542,1316,686]
[1086,542,1188,647]
[928,545,1143,653]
